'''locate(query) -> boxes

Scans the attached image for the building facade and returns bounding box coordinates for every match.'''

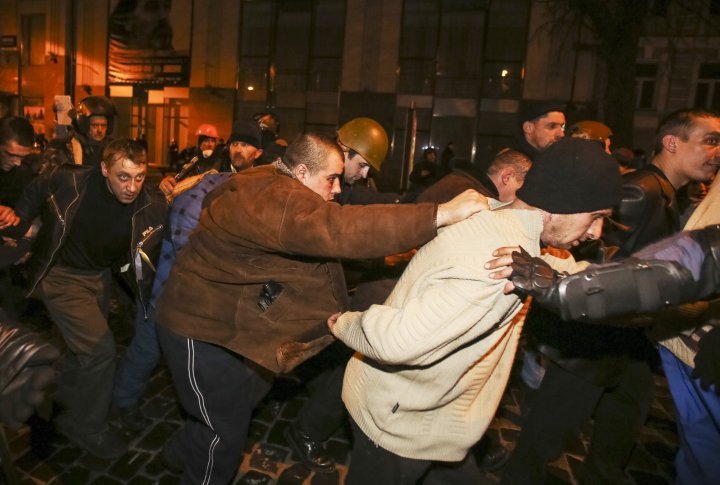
[1,0,719,190]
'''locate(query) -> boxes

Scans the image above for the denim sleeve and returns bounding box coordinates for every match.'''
[633,231,705,281]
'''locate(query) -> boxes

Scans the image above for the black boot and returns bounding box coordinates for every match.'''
[283,424,335,472]
[474,435,510,473]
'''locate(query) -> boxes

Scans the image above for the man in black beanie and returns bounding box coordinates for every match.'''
[159,121,263,194]
[219,120,263,173]
[512,100,566,160]
[330,138,622,485]
[502,108,720,484]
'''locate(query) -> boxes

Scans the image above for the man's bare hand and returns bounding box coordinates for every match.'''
[159,175,178,196]
[485,246,520,294]
[436,189,488,228]
[327,312,341,333]
[0,206,20,230]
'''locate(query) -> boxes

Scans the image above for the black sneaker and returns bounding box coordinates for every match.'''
[474,437,510,473]
[58,426,128,459]
[110,404,151,431]
[283,424,336,473]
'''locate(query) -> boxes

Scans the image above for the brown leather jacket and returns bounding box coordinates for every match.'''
[156,165,439,373]
[416,169,497,204]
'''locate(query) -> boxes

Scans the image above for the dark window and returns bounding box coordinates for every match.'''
[711,0,720,16]
[635,63,658,109]
[699,63,720,78]
[695,83,710,108]
[21,14,45,66]
[237,0,345,132]
[482,61,523,99]
[398,0,440,95]
[650,0,670,16]
[695,63,720,110]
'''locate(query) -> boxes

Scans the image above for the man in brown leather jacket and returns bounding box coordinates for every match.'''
[155,132,486,484]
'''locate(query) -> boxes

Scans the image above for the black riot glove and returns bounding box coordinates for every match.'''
[509,247,565,312]
[692,325,720,395]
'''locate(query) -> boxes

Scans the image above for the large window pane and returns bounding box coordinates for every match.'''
[313,0,345,57]
[485,0,529,61]
[21,14,46,66]
[400,0,439,60]
[241,1,273,57]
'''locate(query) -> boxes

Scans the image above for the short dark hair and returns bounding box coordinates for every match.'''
[103,138,148,168]
[0,116,35,147]
[283,133,343,174]
[654,108,720,155]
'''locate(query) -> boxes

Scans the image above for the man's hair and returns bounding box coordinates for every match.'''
[0,116,35,147]
[487,148,531,179]
[283,133,343,174]
[103,138,148,168]
[654,108,720,155]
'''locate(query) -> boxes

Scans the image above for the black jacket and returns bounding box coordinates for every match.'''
[11,165,167,312]
[604,164,680,257]
[529,165,679,385]
[509,134,540,161]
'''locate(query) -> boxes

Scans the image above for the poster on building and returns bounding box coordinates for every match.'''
[108,0,191,86]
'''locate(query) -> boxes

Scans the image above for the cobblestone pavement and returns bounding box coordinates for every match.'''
[2,301,679,484]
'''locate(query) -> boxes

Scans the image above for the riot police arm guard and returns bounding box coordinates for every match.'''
[0,316,60,428]
[510,247,697,321]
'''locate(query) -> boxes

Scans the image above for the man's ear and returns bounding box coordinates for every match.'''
[252,149,263,162]
[501,168,515,186]
[293,163,309,182]
[663,134,678,153]
[100,161,109,178]
[522,121,534,135]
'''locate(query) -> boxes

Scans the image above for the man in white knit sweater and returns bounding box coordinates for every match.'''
[328,138,624,484]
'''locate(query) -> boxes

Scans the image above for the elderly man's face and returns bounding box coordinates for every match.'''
[524,111,566,151]
[541,209,610,249]
[228,141,261,171]
[0,140,32,172]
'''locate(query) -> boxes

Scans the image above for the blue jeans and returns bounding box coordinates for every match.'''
[112,303,161,408]
[659,346,720,485]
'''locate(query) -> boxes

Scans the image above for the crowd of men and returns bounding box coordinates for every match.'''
[0,95,718,485]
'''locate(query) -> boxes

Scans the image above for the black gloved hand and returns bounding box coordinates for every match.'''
[509,247,564,312]
[692,325,720,394]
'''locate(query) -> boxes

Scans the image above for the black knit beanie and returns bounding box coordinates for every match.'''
[519,100,565,124]
[228,120,262,149]
[516,138,623,214]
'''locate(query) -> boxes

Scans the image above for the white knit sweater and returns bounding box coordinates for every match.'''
[332,207,586,461]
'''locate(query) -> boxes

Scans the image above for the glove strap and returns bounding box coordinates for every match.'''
[556,259,695,321]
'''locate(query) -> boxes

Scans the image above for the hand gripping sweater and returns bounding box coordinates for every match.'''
[332,207,586,461]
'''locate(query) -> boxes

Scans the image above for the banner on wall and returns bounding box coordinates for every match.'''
[108,0,191,85]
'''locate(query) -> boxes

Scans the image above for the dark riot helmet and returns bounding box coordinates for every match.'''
[74,96,117,137]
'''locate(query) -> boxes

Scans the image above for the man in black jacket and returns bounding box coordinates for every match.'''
[512,100,566,160]
[503,108,720,484]
[0,116,36,316]
[0,138,167,459]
